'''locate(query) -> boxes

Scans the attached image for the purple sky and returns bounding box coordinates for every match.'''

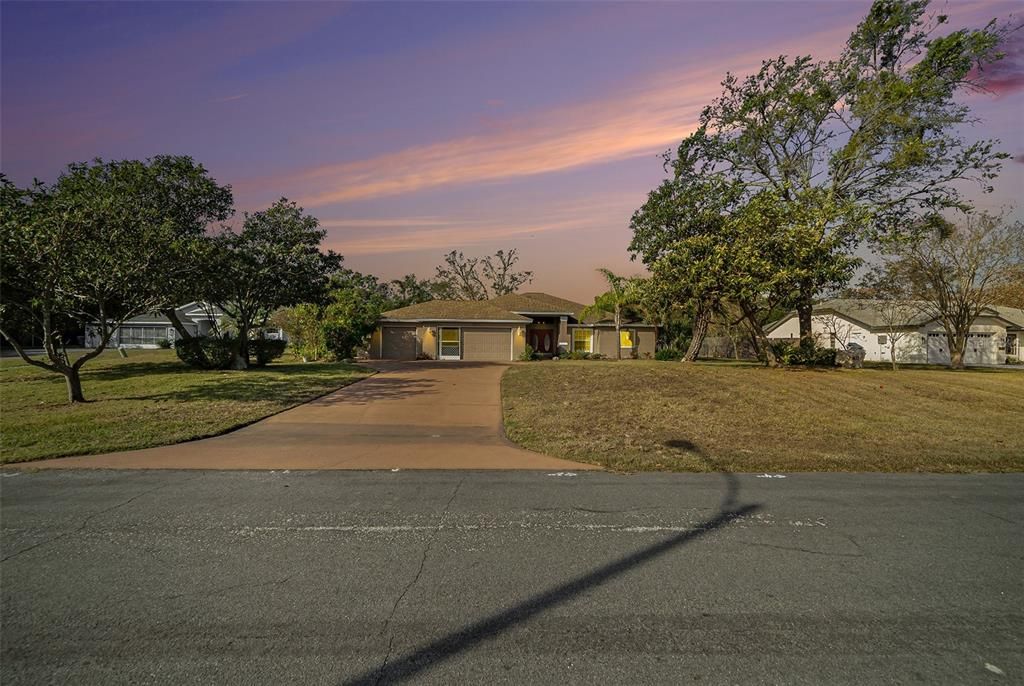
[2,1,1022,302]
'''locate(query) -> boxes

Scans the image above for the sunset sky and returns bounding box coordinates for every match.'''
[2,0,1022,302]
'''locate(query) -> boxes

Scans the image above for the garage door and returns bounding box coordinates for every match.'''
[927,332,949,365]
[381,326,417,359]
[965,333,997,365]
[462,328,511,361]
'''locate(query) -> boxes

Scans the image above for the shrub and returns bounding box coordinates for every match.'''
[1007,355,1021,365]
[175,336,236,370]
[590,353,605,360]
[655,347,682,361]
[567,351,590,360]
[157,338,172,349]
[519,344,537,361]
[250,338,287,367]
[272,303,328,361]
[768,340,836,367]
[323,322,365,361]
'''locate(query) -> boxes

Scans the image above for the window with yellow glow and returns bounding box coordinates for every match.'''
[572,328,592,353]
[620,330,634,348]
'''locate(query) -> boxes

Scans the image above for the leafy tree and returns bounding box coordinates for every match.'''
[0,158,226,402]
[387,274,436,308]
[433,248,533,299]
[634,0,1009,347]
[270,303,327,361]
[204,198,341,368]
[322,288,384,360]
[879,212,1023,368]
[135,157,233,340]
[634,177,816,366]
[580,269,644,360]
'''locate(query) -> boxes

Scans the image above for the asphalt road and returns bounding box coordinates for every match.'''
[1,470,1021,685]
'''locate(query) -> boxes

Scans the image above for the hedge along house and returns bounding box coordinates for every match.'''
[369,292,657,361]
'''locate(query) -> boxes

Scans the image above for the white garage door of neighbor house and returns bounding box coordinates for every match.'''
[381,326,417,360]
[964,333,997,366]
[927,333,950,365]
[462,328,511,361]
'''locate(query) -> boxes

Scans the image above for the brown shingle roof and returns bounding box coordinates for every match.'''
[380,291,658,326]
[488,292,582,314]
[381,300,530,322]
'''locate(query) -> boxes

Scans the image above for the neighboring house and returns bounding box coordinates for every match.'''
[369,291,657,361]
[85,302,229,349]
[766,298,1024,365]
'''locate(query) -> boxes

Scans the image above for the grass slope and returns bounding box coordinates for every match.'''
[502,361,1024,473]
[1,350,373,463]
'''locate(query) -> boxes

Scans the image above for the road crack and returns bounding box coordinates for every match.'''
[372,475,465,685]
[1,474,203,563]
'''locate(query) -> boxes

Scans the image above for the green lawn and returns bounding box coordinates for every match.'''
[502,360,1024,473]
[0,350,373,464]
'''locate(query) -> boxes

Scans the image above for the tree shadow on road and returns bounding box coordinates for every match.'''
[342,439,760,685]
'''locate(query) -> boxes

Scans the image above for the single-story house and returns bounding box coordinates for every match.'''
[368,291,657,361]
[766,298,1024,365]
[86,302,252,349]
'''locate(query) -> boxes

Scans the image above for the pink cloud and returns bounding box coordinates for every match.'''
[968,17,1024,96]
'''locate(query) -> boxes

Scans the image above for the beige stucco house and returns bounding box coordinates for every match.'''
[369,291,657,361]
[766,298,1024,365]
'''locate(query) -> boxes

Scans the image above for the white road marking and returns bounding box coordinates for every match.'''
[985,663,1004,675]
[756,474,787,479]
[233,514,815,536]
[546,472,577,477]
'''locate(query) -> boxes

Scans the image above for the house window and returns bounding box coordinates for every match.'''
[118,326,165,345]
[439,328,460,358]
[572,328,593,353]
[620,330,634,348]
[878,335,888,346]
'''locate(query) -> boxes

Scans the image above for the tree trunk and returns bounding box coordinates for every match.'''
[797,297,814,347]
[740,300,778,367]
[161,308,194,342]
[63,367,86,403]
[232,327,249,369]
[947,329,967,369]
[890,343,898,371]
[682,306,710,362]
[614,305,621,360]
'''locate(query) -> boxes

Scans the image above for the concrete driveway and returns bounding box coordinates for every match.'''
[19,362,595,471]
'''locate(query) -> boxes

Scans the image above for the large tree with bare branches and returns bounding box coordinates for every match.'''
[879,212,1023,369]
[432,248,533,300]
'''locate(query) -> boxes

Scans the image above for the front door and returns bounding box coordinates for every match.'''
[529,329,553,354]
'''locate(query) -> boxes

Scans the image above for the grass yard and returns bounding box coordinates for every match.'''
[0,350,373,464]
[502,361,1024,473]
